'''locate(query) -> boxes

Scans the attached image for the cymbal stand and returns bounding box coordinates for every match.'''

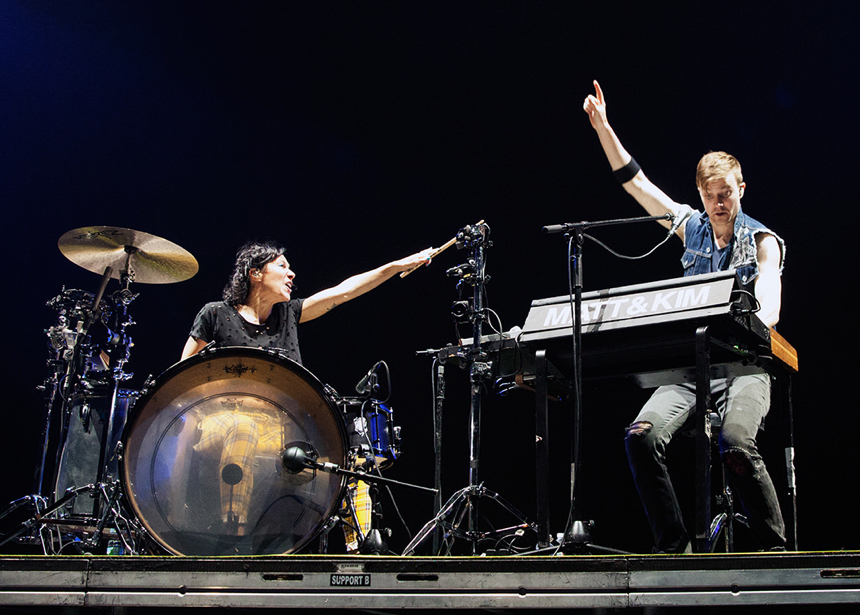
[59,263,136,524]
[542,214,671,554]
[402,223,538,556]
[93,266,137,511]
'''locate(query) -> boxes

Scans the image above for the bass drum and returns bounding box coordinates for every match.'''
[120,347,347,556]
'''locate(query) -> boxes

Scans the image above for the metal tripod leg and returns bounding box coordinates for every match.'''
[402,484,538,556]
[0,481,142,554]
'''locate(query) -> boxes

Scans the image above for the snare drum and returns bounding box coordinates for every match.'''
[120,347,347,556]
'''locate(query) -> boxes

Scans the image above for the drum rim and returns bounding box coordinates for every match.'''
[119,345,347,556]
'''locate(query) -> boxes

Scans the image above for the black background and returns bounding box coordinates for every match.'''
[1,1,856,555]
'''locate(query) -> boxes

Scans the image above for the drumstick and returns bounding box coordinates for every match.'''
[400,220,485,278]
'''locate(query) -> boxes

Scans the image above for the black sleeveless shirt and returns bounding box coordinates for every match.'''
[189,299,305,364]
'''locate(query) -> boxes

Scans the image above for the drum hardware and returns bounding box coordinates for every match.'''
[27,276,137,545]
[320,372,432,555]
[0,227,197,554]
[361,479,390,556]
[398,223,479,279]
[403,222,539,556]
[317,460,391,556]
[0,495,51,552]
[0,481,144,555]
[315,458,392,557]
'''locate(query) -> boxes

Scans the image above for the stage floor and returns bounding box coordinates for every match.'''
[1,551,860,611]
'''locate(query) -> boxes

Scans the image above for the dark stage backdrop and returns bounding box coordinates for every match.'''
[1,1,856,554]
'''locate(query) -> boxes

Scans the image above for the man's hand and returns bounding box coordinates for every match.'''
[583,80,608,130]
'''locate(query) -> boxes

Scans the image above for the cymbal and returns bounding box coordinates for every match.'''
[58,226,199,284]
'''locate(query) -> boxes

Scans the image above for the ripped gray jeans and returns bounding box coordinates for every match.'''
[624,373,786,553]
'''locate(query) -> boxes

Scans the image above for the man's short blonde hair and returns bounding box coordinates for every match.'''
[696,151,743,190]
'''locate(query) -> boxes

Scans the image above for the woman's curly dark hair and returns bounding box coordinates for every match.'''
[222,240,286,306]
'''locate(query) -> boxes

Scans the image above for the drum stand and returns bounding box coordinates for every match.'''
[0,480,143,555]
[402,223,538,556]
[317,456,389,555]
[317,493,369,554]
[0,267,139,554]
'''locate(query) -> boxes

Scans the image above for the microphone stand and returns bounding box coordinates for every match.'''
[283,447,437,494]
[285,446,437,555]
[543,213,671,553]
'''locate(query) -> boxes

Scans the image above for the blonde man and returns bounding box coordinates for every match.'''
[583,80,786,553]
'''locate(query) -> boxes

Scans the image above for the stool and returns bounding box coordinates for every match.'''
[706,411,749,552]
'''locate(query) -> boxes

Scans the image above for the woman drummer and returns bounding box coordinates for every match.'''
[180,239,434,551]
[182,240,433,361]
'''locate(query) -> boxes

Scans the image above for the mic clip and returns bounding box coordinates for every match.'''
[355,361,381,395]
[667,206,693,235]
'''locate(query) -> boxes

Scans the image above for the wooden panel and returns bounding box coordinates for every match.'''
[770,329,799,373]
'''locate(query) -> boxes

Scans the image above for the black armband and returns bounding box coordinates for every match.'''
[612,157,641,184]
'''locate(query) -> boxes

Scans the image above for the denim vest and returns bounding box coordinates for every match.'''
[681,207,785,291]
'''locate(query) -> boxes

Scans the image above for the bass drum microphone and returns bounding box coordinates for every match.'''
[281,445,318,473]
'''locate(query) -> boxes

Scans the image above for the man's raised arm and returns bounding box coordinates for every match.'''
[583,80,689,237]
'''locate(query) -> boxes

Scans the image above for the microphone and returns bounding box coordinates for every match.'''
[281,445,340,475]
[542,223,575,234]
[281,446,317,473]
[668,206,693,235]
[355,361,381,394]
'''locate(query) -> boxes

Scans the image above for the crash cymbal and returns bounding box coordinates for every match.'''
[58,226,199,284]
